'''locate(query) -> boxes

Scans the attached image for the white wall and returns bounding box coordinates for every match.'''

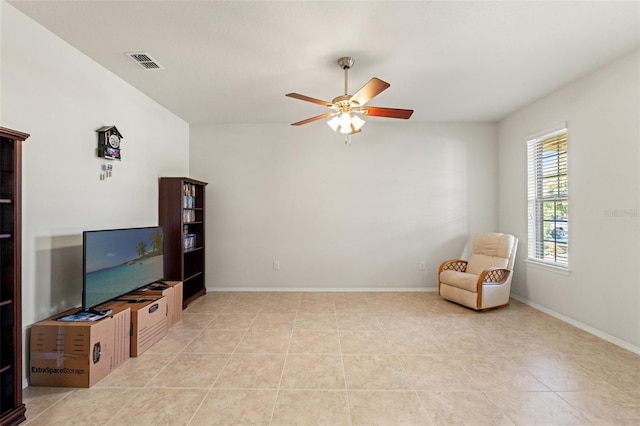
[1,3,190,381]
[498,50,640,350]
[191,122,498,290]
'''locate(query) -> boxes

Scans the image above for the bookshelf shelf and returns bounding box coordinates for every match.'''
[159,177,208,308]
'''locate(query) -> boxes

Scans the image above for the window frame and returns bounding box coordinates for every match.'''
[526,124,569,270]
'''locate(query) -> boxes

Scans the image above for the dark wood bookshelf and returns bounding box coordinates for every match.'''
[0,127,28,426]
[159,177,208,308]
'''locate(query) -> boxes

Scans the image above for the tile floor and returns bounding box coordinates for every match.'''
[23,291,640,425]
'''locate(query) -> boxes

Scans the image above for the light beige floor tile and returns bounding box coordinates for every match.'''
[220,300,265,314]
[300,292,336,302]
[235,330,291,353]
[349,390,433,425]
[183,328,245,353]
[514,354,616,391]
[265,292,303,302]
[334,299,373,314]
[280,354,346,389]
[385,329,449,355]
[23,291,637,426]
[339,330,395,354]
[294,313,337,331]
[260,297,301,313]
[418,391,514,426]
[558,390,640,425]
[399,355,479,391]
[270,390,351,426]
[377,315,432,330]
[289,330,342,353]
[148,353,229,388]
[184,299,227,313]
[26,388,140,426]
[207,312,257,329]
[503,313,580,333]
[460,356,549,391]
[424,315,477,333]
[343,354,412,390]
[486,391,593,425]
[214,353,286,389]
[442,301,479,314]
[433,332,504,356]
[171,313,217,331]
[539,330,623,356]
[95,353,175,387]
[106,388,207,425]
[336,313,381,331]
[190,389,277,426]
[490,331,561,357]
[249,313,296,331]
[145,329,199,354]
[568,353,640,391]
[226,292,269,303]
[298,299,335,313]
[22,386,73,422]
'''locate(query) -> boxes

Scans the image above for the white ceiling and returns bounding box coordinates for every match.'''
[8,1,640,125]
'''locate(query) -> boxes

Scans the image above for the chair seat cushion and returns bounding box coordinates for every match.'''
[440,270,479,292]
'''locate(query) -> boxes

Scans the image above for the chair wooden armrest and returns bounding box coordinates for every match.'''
[439,259,468,274]
[477,268,511,285]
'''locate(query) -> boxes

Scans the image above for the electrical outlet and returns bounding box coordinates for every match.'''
[419,261,426,270]
[273,261,280,270]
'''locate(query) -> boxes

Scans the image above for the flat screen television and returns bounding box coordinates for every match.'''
[83,226,164,311]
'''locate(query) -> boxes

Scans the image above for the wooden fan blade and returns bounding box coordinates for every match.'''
[291,112,334,126]
[350,78,390,106]
[286,93,333,108]
[363,106,414,119]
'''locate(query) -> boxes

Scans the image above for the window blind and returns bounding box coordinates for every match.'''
[527,129,568,266]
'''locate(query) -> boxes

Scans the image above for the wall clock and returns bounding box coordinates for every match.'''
[96,125,123,160]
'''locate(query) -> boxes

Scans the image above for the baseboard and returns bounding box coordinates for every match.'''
[207,286,438,293]
[510,294,640,355]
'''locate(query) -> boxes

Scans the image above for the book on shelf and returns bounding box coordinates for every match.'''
[183,210,195,223]
[183,182,197,197]
[183,195,195,208]
[183,234,196,250]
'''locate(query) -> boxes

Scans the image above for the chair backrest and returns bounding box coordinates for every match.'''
[466,233,517,275]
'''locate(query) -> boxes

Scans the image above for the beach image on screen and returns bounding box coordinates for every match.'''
[84,227,163,309]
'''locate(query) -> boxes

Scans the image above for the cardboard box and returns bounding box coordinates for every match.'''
[30,306,131,387]
[130,281,183,328]
[164,281,183,324]
[102,296,167,357]
[110,306,132,369]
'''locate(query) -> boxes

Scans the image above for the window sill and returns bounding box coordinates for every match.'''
[524,258,571,275]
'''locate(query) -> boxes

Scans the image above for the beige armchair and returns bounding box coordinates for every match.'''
[438,233,518,310]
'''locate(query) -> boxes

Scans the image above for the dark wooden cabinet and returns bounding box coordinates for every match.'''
[159,178,208,308]
[0,127,28,426]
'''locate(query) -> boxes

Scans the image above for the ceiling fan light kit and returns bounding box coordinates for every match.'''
[286,57,413,144]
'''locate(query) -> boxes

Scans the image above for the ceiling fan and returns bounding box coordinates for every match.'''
[286,57,413,142]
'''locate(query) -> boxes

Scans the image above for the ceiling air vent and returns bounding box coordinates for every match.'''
[125,52,164,70]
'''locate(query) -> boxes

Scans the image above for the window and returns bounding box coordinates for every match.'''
[527,126,568,268]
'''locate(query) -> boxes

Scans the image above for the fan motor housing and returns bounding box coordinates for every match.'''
[337,57,354,69]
